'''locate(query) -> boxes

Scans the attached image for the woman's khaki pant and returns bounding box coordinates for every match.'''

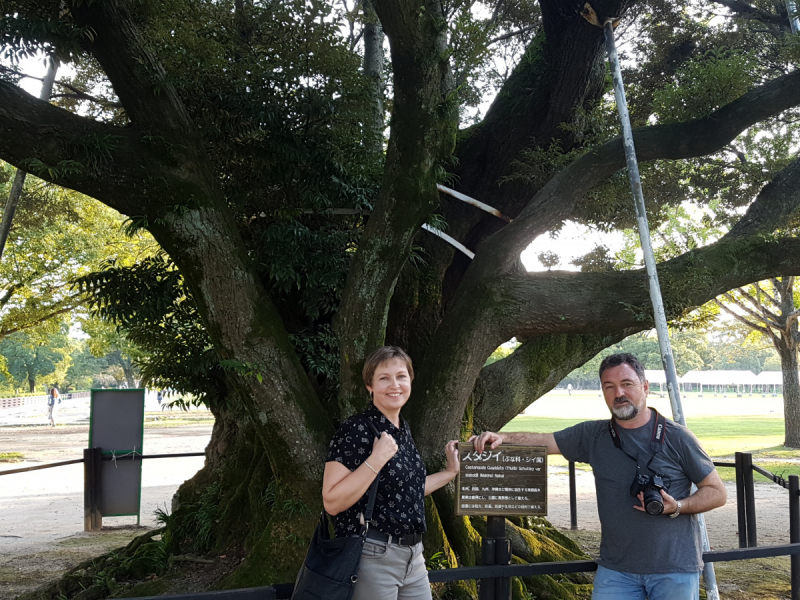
[352,539,432,600]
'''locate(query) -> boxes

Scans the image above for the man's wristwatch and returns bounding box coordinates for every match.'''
[669,500,682,518]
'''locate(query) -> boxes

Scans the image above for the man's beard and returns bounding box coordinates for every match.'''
[611,396,639,420]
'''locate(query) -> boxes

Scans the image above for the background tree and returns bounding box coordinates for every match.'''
[0,160,156,339]
[80,317,143,388]
[63,340,108,391]
[714,278,800,446]
[3,0,800,598]
[0,325,69,392]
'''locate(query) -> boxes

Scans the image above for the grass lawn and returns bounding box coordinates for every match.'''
[0,451,24,462]
[504,415,800,482]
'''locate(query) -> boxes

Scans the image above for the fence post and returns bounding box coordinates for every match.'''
[735,452,747,548]
[479,534,495,600]
[743,452,757,547]
[83,447,102,531]
[479,516,511,600]
[569,461,578,530]
[790,475,799,600]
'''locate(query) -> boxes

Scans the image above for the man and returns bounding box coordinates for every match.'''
[471,353,726,600]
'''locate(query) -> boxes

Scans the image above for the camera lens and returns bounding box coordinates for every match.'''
[644,488,664,515]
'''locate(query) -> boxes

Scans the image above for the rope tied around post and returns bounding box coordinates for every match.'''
[109,446,141,468]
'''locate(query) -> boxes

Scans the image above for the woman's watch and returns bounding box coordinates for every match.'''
[669,500,682,518]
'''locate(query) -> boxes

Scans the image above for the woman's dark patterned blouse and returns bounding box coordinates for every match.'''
[327,403,427,538]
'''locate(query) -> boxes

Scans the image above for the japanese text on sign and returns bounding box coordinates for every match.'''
[455,444,547,516]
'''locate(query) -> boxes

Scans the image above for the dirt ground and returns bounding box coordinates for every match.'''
[0,419,211,599]
[1,419,797,599]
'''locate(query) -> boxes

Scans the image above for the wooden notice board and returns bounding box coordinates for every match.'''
[455,444,547,516]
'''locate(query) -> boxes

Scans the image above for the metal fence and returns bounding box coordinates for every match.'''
[0,391,89,409]
[2,450,798,599]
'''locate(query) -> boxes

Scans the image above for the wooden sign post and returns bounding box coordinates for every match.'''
[456,444,548,600]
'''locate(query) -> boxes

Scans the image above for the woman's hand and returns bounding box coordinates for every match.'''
[444,440,459,475]
[369,431,398,468]
[424,440,460,495]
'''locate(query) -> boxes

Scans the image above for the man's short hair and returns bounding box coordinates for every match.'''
[362,346,414,387]
[598,353,646,382]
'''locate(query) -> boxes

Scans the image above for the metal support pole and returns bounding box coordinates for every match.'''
[569,461,578,530]
[735,452,748,548]
[602,20,719,600]
[83,447,102,531]
[790,475,799,600]
[787,0,800,33]
[0,58,58,261]
[743,453,757,547]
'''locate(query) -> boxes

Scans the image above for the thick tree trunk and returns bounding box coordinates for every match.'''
[779,343,800,447]
[362,0,384,157]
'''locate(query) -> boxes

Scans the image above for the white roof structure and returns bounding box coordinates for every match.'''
[681,370,760,386]
[754,371,785,385]
[644,370,668,385]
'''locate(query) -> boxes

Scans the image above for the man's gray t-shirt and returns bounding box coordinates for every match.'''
[553,409,715,574]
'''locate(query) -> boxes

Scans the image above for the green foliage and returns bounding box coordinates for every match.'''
[262,479,312,518]
[0,163,155,340]
[63,341,108,390]
[426,550,450,570]
[76,254,225,406]
[255,219,353,321]
[19,158,84,180]
[557,328,773,389]
[160,481,223,555]
[0,327,69,392]
[652,48,761,124]
[0,5,97,65]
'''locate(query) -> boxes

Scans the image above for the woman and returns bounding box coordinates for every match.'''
[323,346,459,600]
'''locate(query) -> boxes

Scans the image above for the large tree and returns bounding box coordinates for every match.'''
[4,0,800,598]
[715,278,800,447]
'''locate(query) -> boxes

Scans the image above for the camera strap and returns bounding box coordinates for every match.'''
[608,408,667,469]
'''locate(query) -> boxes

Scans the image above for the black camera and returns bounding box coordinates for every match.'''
[630,472,671,515]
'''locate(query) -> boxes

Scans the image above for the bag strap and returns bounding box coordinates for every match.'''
[362,418,384,524]
[320,416,387,537]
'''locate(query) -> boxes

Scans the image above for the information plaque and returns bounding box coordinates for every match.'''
[455,444,547,516]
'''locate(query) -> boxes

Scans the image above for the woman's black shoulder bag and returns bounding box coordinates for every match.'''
[291,419,383,600]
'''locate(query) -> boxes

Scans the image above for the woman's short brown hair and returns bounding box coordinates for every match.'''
[362,346,414,387]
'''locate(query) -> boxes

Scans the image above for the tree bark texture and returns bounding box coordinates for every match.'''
[334,0,457,414]
[57,0,336,502]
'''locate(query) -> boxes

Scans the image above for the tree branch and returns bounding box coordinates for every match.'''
[0,305,79,339]
[335,0,457,413]
[785,309,800,333]
[754,280,780,308]
[68,0,197,133]
[0,283,21,310]
[722,290,782,329]
[471,329,633,434]
[488,26,536,45]
[709,0,786,28]
[502,236,800,339]
[714,299,773,337]
[476,69,800,270]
